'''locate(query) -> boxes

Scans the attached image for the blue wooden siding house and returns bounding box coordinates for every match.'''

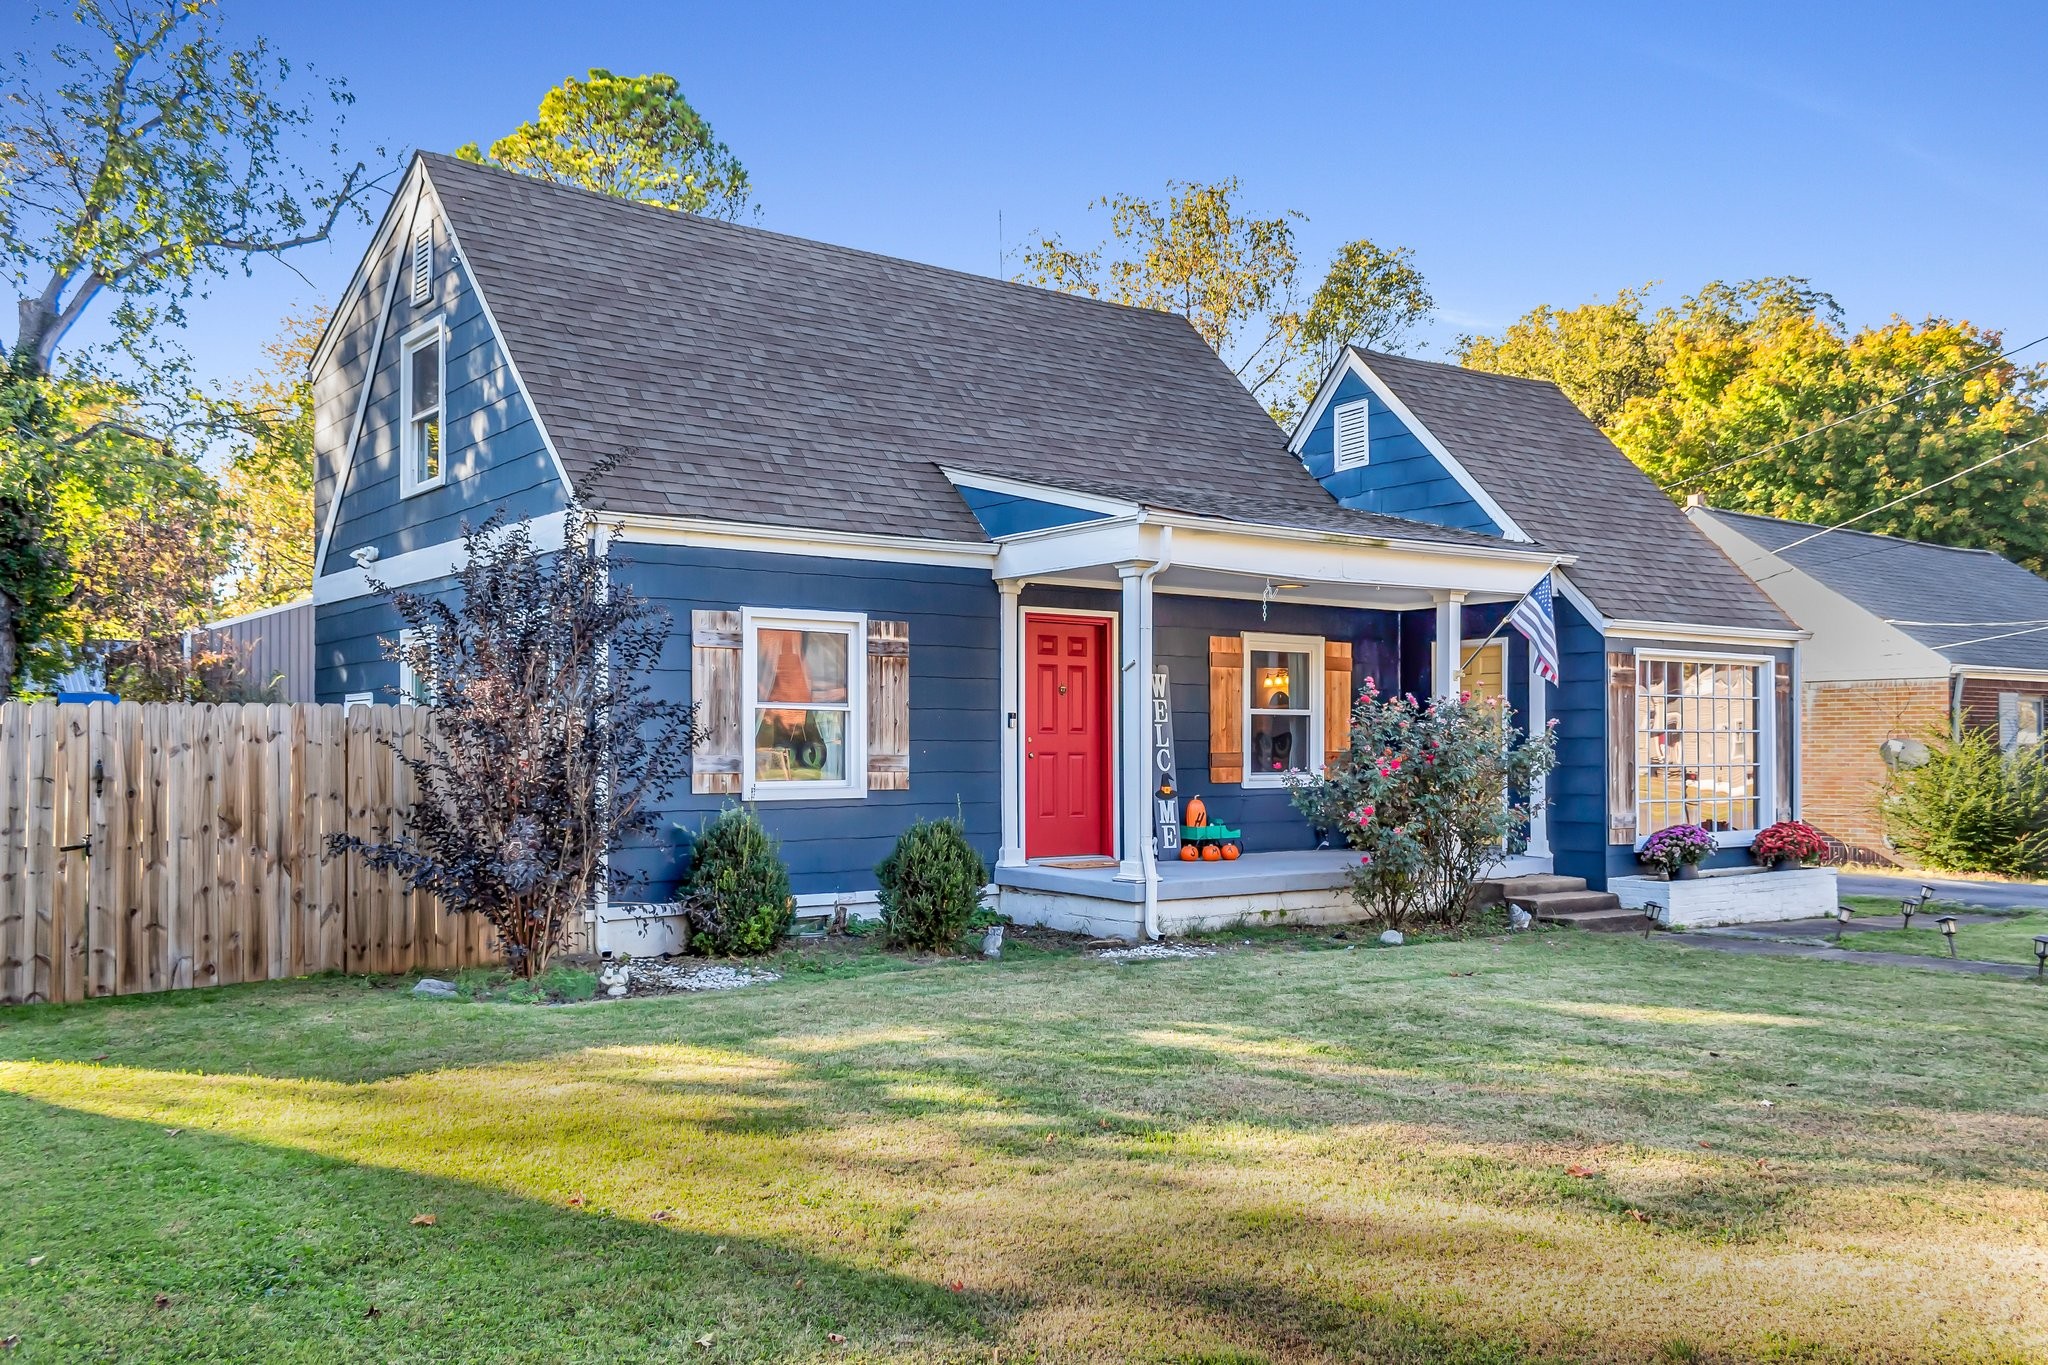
[309,153,1803,947]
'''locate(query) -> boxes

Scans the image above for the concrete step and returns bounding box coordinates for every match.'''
[1545,907,1645,933]
[1490,874,1590,900]
[1523,889,1625,918]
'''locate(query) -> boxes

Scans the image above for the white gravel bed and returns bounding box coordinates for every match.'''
[625,959,779,994]
[1094,942,1217,962]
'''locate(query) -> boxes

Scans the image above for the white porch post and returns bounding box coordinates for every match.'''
[1525,647,1551,860]
[997,579,1025,867]
[1433,591,1466,701]
[1114,562,1154,883]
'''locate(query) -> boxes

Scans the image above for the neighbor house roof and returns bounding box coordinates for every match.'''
[1349,348,1793,633]
[419,152,1507,554]
[1701,509,2048,672]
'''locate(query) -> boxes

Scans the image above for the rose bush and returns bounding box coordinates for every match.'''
[1291,677,1556,931]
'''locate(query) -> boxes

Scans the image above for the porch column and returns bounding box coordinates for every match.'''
[997,579,1026,867]
[1114,561,1154,882]
[1432,591,1466,701]
[1525,647,1551,860]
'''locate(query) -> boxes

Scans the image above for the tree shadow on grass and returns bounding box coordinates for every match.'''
[0,1093,993,1364]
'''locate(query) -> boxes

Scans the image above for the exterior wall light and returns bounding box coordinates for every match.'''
[1937,915,1959,958]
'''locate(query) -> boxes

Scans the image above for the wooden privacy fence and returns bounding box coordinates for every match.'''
[0,701,495,1006]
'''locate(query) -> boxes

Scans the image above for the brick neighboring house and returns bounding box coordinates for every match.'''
[1691,507,2048,864]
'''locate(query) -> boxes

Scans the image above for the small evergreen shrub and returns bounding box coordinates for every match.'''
[1885,731,2048,877]
[876,817,989,952]
[683,807,793,956]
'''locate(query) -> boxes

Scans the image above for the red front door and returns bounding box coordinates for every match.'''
[1025,614,1113,859]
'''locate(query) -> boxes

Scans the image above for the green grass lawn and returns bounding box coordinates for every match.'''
[1843,897,2048,965]
[3,928,2047,1363]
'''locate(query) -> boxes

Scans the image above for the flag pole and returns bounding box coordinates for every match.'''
[1460,562,1563,676]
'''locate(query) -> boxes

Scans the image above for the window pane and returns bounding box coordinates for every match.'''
[1250,649,1311,710]
[414,417,440,481]
[1249,713,1310,775]
[410,339,440,413]
[757,627,850,704]
[754,707,847,783]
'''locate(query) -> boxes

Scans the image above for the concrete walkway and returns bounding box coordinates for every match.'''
[1837,871,2048,910]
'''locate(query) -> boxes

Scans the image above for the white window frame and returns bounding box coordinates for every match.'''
[1331,398,1371,471]
[398,320,447,499]
[1241,631,1325,790]
[1631,648,1774,850]
[741,606,869,801]
[396,628,431,706]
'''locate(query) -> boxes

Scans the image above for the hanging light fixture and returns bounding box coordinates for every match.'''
[1938,915,1959,958]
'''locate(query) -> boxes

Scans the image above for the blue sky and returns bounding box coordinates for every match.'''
[13,0,2048,387]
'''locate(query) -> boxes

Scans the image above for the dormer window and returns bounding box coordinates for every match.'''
[400,322,446,497]
[1332,399,1371,471]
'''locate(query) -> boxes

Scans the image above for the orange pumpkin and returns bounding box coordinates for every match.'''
[1201,844,1223,861]
[1178,844,1199,862]
[1184,795,1209,828]
[1220,842,1240,860]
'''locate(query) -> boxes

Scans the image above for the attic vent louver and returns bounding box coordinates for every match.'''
[411,228,433,305]
[1332,399,1370,471]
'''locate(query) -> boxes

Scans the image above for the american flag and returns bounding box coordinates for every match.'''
[1509,574,1560,685]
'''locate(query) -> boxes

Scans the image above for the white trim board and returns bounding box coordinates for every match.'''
[1288,350,1534,544]
[608,513,998,569]
[936,466,1137,520]
[313,511,569,603]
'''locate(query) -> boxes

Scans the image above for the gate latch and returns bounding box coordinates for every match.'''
[58,837,91,857]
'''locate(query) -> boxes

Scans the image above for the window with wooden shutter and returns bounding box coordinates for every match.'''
[690,610,742,794]
[1606,651,1637,845]
[1332,399,1371,470]
[1208,636,1244,784]
[411,228,433,305]
[1322,640,1354,769]
[866,620,910,791]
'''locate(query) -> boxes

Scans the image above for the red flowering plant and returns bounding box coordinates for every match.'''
[1290,677,1556,930]
[1751,819,1830,867]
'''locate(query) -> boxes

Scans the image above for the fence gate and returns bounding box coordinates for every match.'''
[0,702,492,1006]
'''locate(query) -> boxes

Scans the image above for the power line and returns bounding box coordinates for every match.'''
[1917,622,2048,650]
[1884,618,2048,628]
[1663,329,2048,491]
[1769,434,2048,555]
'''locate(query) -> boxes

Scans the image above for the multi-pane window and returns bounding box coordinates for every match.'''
[400,325,444,496]
[1244,634,1322,786]
[744,610,866,797]
[1636,656,1763,835]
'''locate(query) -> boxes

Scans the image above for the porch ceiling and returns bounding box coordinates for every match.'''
[992,512,1566,606]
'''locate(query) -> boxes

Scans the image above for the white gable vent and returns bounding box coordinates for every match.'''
[410,227,433,305]
[1332,399,1371,471]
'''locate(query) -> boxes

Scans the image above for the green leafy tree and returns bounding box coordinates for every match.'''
[1459,279,2048,571]
[1,0,378,689]
[1020,179,1433,422]
[458,70,752,219]
[220,309,321,614]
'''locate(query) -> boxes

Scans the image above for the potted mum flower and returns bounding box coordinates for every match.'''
[1751,819,1829,871]
[1639,823,1716,880]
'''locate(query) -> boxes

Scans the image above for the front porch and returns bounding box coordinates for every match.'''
[994,849,1556,941]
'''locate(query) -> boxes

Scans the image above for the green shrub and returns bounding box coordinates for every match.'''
[876,817,989,952]
[1884,730,2048,877]
[682,807,793,956]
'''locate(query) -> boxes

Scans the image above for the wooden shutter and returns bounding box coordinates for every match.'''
[1322,641,1354,769]
[867,620,910,791]
[1208,636,1244,784]
[1774,659,1795,822]
[1606,651,1638,844]
[410,228,433,305]
[691,610,742,795]
[1333,400,1370,470]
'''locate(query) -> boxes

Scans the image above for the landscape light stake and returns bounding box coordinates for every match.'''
[1920,884,1937,906]
[1833,904,1852,946]
[1644,903,1660,940]
[2033,935,2047,983]
[1899,897,1918,931]
[1938,916,1959,958]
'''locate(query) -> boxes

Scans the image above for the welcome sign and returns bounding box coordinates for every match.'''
[1152,665,1180,853]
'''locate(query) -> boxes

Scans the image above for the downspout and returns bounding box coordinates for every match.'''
[1139,526,1172,941]
[1951,670,1966,742]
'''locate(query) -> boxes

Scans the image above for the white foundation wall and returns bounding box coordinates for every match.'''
[1610,868,1839,928]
